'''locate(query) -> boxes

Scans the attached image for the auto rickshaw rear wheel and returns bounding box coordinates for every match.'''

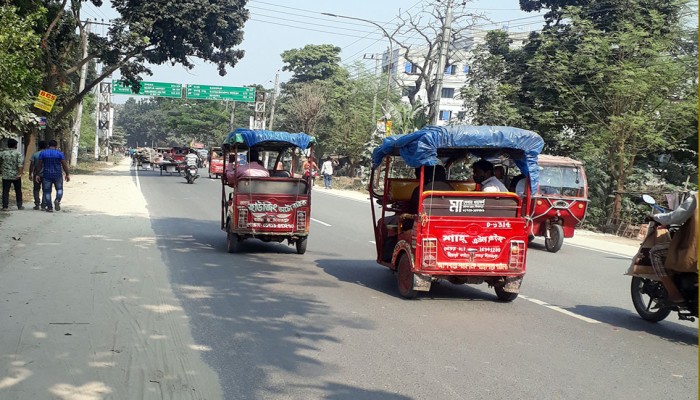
[545,224,564,253]
[397,255,417,299]
[494,286,518,302]
[296,237,307,254]
[226,232,240,253]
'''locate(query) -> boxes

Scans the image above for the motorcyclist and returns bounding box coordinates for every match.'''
[646,191,698,306]
[185,149,200,180]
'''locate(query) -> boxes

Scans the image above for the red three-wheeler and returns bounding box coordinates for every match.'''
[369,125,544,300]
[221,129,315,254]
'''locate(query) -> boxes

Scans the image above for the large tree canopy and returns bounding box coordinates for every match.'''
[11,0,249,126]
[0,5,44,139]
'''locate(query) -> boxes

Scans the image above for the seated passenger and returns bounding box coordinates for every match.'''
[235,148,270,180]
[472,159,507,192]
[510,174,526,195]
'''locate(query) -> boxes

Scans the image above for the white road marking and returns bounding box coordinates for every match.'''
[520,295,601,324]
[311,218,331,226]
[564,242,634,259]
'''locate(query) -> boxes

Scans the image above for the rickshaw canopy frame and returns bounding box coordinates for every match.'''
[372,125,544,193]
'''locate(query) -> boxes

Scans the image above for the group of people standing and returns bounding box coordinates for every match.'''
[0,139,70,212]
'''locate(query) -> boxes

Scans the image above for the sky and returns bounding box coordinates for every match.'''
[82,0,547,102]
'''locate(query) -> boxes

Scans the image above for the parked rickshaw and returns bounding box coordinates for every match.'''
[369,125,544,300]
[221,129,315,254]
[526,154,588,253]
[208,146,224,179]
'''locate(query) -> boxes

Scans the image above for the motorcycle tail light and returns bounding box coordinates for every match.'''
[422,238,438,268]
[296,211,306,231]
[237,209,248,229]
[509,240,526,270]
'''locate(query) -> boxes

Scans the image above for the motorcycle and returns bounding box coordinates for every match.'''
[185,164,199,184]
[627,194,697,322]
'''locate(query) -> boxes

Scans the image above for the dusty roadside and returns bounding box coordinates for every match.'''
[0,159,222,399]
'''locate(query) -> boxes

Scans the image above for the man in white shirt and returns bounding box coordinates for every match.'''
[472,159,507,192]
[320,156,334,189]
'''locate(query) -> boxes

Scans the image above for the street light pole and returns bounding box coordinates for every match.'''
[322,13,394,120]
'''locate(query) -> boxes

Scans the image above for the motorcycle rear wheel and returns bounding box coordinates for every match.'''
[630,277,672,322]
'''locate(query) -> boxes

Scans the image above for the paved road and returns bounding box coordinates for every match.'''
[0,162,695,400]
[134,167,697,400]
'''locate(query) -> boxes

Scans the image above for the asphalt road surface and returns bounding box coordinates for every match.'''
[134,167,697,400]
[0,163,695,400]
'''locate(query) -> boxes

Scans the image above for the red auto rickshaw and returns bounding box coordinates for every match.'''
[370,125,544,300]
[526,154,588,252]
[221,129,315,254]
[208,146,224,179]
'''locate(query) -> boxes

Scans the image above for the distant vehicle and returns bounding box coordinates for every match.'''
[526,154,589,252]
[208,146,224,179]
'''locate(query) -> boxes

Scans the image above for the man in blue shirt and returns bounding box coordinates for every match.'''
[35,140,70,212]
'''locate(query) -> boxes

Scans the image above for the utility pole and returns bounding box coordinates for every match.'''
[95,81,111,160]
[70,19,90,167]
[228,101,236,132]
[268,71,280,131]
[364,53,382,121]
[431,0,454,125]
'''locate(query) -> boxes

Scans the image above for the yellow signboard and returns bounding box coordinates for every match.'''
[34,90,57,112]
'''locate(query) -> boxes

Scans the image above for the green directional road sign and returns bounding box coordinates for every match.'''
[112,80,183,98]
[185,85,256,102]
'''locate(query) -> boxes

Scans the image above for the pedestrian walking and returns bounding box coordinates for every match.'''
[321,156,334,190]
[28,140,48,210]
[0,138,24,211]
[35,140,70,212]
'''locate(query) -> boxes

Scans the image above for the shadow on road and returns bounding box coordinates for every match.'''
[568,304,697,346]
[147,216,393,399]
[315,258,499,302]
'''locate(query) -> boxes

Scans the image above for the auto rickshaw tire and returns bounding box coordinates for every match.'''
[296,237,307,254]
[630,277,672,322]
[494,286,518,302]
[226,232,240,253]
[397,254,417,299]
[545,224,564,253]
[208,172,212,179]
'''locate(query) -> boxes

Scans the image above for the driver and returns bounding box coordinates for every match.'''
[235,148,269,180]
[185,150,200,179]
[646,191,698,306]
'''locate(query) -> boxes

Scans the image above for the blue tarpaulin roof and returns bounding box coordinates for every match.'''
[223,129,315,149]
[372,125,545,193]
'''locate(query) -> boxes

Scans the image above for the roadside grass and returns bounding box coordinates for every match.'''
[330,176,368,193]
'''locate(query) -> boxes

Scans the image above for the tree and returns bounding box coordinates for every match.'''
[0,5,43,139]
[392,2,484,122]
[283,82,328,136]
[281,44,345,84]
[461,30,525,126]
[11,0,249,128]
[522,0,697,223]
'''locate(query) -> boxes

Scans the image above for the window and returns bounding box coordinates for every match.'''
[439,110,451,121]
[402,86,416,97]
[404,62,418,74]
[441,87,455,98]
[463,65,470,74]
[444,64,456,75]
